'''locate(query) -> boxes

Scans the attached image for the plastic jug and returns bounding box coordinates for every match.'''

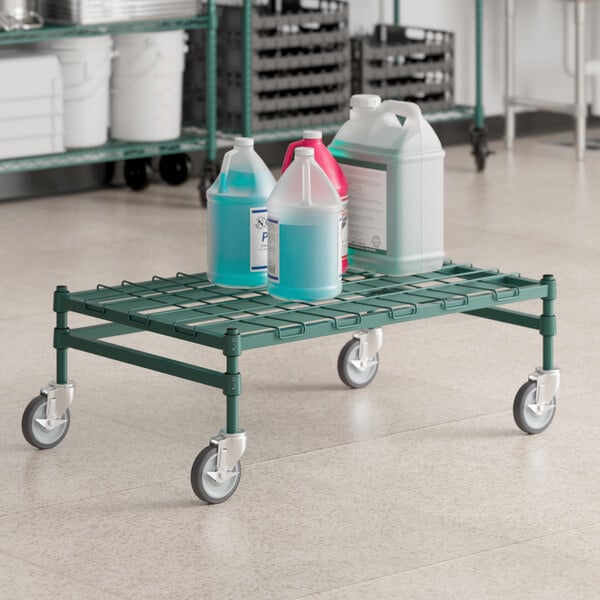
[329,94,445,275]
[267,147,342,302]
[281,130,349,273]
[207,137,276,288]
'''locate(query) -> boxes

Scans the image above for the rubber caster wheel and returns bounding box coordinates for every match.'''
[159,153,191,186]
[474,143,487,172]
[190,445,241,504]
[21,394,70,450]
[337,338,380,389]
[198,161,219,207]
[470,127,491,172]
[198,175,211,207]
[104,161,116,185]
[124,158,152,191]
[513,380,556,434]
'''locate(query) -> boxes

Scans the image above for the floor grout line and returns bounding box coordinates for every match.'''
[291,520,600,600]
[0,548,129,600]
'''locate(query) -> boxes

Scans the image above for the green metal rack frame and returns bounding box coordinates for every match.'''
[238,0,488,169]
[0,7,218,176]
[50,261,557,435]
[21,260,558,501]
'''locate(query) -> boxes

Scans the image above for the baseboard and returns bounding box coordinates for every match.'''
[432,110,600,147]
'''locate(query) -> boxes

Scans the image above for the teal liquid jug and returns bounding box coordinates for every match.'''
[207,137,276,288]
[329,95,445,276]
[267,146,342,302]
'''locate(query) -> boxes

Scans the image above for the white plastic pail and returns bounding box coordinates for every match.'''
[37,35,112,148]
[111,30,188,142]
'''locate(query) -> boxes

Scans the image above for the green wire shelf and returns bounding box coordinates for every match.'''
[423,105,475,123]
[0,126,209,174]
[220,105,475,145]
[61,261,550,352]
[0,16,209,45]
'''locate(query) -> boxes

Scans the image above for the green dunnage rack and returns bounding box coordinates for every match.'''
[0,8,219,189]
[22,261,561,504]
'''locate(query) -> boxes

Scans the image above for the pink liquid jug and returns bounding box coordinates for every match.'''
[282,130,349,273]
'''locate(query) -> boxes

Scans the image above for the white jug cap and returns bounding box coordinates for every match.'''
[234,137,254,147]
[295,147,314,158]
[303,130,322,140]
[350,94,381,110]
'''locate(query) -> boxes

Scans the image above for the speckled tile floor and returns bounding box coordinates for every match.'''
[1,131,600,599]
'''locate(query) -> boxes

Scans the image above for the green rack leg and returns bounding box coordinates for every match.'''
[474,0,484,131]
[54,286,69,386]
[394,0,400,25]
[224,328,242,434]
[541,274,557,371]
[205,0,217,166]
[470,0,490,172]
[199,0,219,205]
[242,0,253,139]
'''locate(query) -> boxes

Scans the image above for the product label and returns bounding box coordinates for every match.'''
[338,211,344,280]
[338,160,387,255]
[267,216,279,282]
[340,195,348,266]
[250,207,268,271]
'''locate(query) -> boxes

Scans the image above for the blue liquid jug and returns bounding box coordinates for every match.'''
[207,138,276,288]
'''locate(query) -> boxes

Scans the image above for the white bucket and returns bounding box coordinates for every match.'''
[110,30,188,142]
[36,35,112,148]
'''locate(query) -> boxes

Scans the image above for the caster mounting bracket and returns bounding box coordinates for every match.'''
[527,367,560,415]
[37,380,75,430]
[208,429,247,483]
[351,328,383,371]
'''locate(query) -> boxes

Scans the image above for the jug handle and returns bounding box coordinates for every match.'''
[218,150,234,193]
[282,140,302,172]
[302,160,312,206]
[378,100,423,134]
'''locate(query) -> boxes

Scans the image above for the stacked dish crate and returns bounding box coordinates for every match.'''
[216,0,350,133]
[352,24,454,112]
[0,51,64,159]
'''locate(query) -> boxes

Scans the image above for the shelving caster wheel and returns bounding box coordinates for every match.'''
[190,429,246,504]
[198,160,219,207]
[159,153,191,186]
[21,381,75,450]
[104,161,116,185]
[470,127,491,172]
[513,368,560,434]
[337,328,383,389]
[124,158,152,191]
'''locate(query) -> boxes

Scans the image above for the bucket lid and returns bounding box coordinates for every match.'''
[303,130,322,140]
[234,137,254,148]
[350,94,381,110]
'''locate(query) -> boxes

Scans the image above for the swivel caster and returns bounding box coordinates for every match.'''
[198,159,219,207]
[190,430,246,504]
[337,328,382,389]
[22,381,75,449]
[513,368,560,434]
[470,126,492,172]
[124,158,153,191]
[159,153,191,186]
